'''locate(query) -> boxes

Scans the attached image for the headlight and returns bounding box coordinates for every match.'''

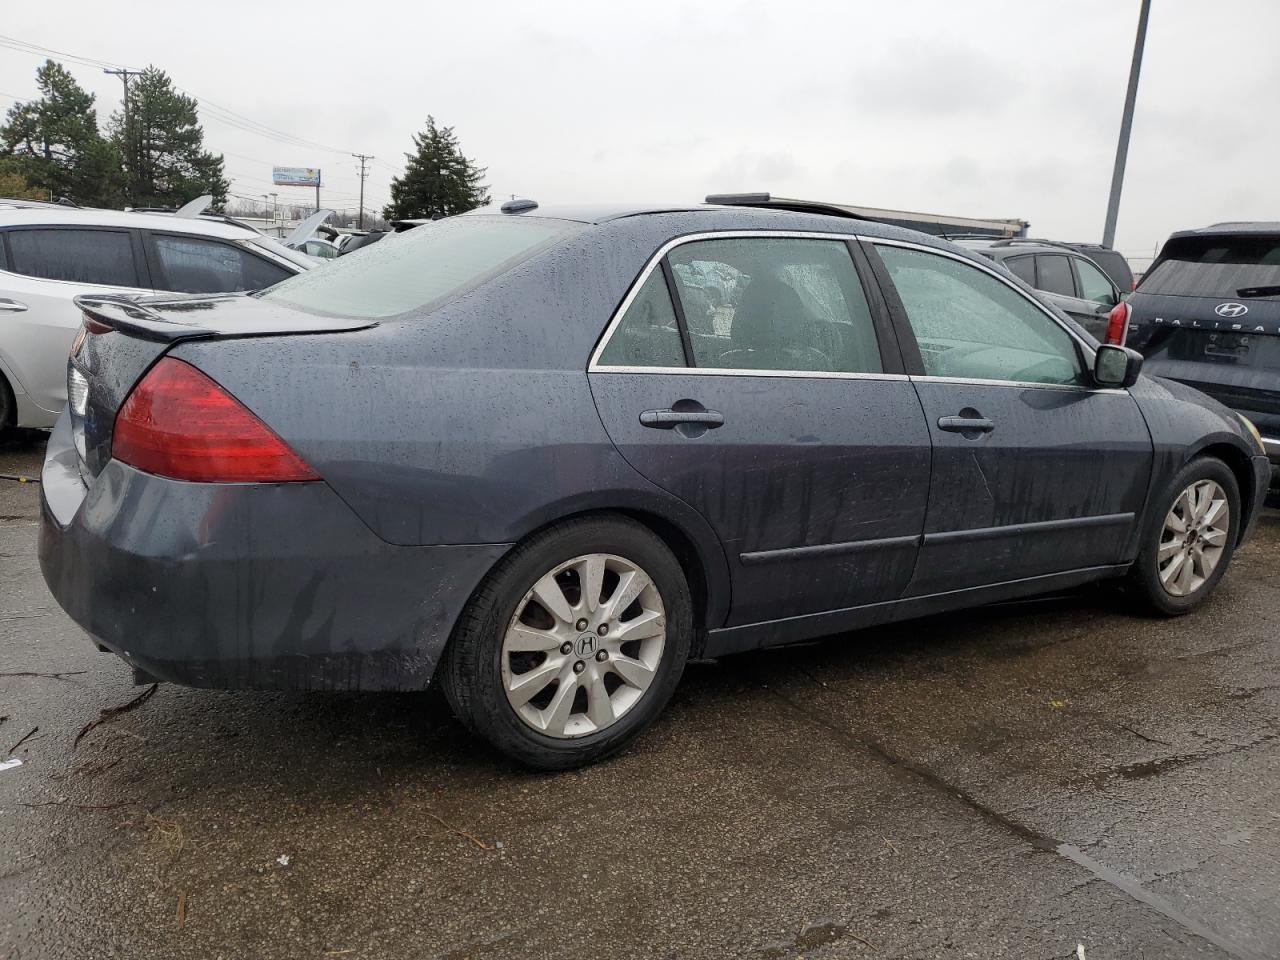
[1239,415,1265,453]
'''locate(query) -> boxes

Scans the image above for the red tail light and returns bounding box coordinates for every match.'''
[82,312,114,335]
[1104,301,1132,346]
[113,358,319,483]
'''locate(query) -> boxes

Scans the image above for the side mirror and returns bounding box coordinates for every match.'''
[1093,344,1143,389]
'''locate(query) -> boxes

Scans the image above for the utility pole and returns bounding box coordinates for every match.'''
[104,68,143,203]
[1102,0,1151,249]
[352,153,373,228]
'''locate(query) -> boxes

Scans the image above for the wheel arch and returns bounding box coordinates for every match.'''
[1190,440,1256,542]
[494,494,732,648]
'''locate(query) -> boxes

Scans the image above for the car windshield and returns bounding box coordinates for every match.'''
[260,215,578,318]
[1141,234,1280,298]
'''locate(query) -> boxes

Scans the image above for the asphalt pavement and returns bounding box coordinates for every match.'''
[2,429,1278,959]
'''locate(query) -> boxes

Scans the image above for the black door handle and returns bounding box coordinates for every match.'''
[640,408,725,429]
[938,415,994,434]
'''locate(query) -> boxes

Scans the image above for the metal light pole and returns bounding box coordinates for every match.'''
[1102,0,1152,249]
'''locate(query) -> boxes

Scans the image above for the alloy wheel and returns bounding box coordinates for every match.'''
[501,553,667,738]
[1158,479,1231,597]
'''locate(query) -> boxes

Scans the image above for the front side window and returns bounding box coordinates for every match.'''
[666,237,882,374]
[1036,254,1076,297]
[1074,258,1116,305]
[877,245,1086,386]
[596,270,686,368]
[150,235,292,293]
[4,228,139,287]
[262,216,579,318]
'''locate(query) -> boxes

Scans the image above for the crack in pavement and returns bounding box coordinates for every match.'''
[759,683,1267,960]
[1095,731,1280,784]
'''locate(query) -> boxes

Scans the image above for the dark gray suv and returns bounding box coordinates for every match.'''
[955,238,1124,339]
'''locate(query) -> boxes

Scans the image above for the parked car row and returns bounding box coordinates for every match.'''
[954,237,1124,339]
[37,197,1272,770]
[0,200,314,431]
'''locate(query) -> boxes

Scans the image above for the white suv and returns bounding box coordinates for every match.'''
[0,203,314,430]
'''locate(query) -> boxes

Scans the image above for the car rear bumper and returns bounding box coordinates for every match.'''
[38,412,510,691]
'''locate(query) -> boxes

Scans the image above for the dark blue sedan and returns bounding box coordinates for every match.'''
[39,201,1272,768]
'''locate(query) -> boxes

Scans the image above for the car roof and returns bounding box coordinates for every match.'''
[1169,221,1280,240]
[952,238,1073,258]
[0,205,262,240]
[465,201,981,247]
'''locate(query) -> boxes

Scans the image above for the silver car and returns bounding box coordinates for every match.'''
[0,203,312,430]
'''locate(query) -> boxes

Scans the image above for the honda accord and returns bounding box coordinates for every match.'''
[39,200,1272,768]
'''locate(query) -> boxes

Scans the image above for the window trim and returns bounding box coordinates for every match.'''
[0,224,147,289]
[589,230,908,381]
[142,229,293,294]
[591,230,1112,390]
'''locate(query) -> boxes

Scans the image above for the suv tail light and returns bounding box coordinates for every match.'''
[1104,301,1131,346]
[113,357,319,483]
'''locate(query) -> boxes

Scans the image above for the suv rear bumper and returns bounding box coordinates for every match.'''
[38,411,510,691]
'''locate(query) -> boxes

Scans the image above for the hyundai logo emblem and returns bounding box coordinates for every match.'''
[1215,302,1249,318]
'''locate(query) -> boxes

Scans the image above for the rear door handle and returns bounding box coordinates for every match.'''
[640,408,725,429]
[938,416,994,433]
[0,298,28,313]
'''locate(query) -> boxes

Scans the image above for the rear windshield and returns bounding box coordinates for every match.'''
[1141,235,1280,298]
[260,216,578,318]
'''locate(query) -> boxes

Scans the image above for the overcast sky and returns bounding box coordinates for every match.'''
[3,0,1277,264]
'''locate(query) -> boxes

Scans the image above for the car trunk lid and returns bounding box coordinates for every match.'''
[69,292,376,479]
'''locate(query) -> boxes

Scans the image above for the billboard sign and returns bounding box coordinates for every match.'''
[272,166,322,187]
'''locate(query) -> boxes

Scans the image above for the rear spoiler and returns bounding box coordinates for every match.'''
[74,293,378,342]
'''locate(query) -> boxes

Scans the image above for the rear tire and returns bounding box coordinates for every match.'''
[439,514,692,770]
[0,373,14,440]
[1127,456,1240,616]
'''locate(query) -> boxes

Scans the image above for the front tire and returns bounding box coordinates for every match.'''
[439,515,692,770]
[1128,456,1240,615]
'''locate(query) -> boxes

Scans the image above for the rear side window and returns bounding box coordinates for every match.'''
[149,235,292,293]
[4,228,139,287]
[1141,235,1280,297]
[1035,255,1075,297]
[596,270,686,368]
[262,216,579,318]
[666,237,883,374]
[1005,256,1036,286]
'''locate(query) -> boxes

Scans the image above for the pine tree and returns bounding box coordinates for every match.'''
[0,59,123,205]
[109,66,228,208]
[0,158,46,200]
[383,117,489,220]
